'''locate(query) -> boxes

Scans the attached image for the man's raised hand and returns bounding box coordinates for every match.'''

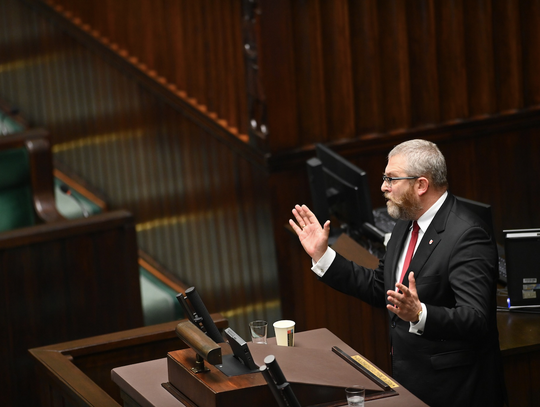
[289,204,330,263]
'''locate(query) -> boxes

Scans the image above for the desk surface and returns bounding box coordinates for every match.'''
[497,309,540,354]
[112,328,426,407]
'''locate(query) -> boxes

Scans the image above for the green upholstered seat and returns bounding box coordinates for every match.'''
[0,133,183,327]
[53,178,102,219]
[139,267,184,325]
[0,147,102,231]
[0,148,35,231]
[0,114,25,135]
[51,177,183,326]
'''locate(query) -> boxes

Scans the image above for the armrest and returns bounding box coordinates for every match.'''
[25,135,64,223]
[0,128,65,224]
[0,209,133,248]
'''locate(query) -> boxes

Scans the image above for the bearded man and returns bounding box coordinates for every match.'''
[290,139,506,407]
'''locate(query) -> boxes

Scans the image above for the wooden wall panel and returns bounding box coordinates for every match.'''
[348,0,383,135]
[319,0,355,140]
[519,0,540,106]
[405,0,440,126]
[29,0,540,156]
[435,0,469,121]
[377,0,411,130]
[258,0,299,150]
[492,0,523,112]
[464,0,496,117]
[290,0,327,144]
[258,0,540,151]
[43,0,249,137]
[0,0,280,341]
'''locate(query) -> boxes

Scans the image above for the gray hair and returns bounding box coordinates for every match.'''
[388,139,448,189]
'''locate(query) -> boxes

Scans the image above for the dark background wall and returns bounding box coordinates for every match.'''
[1,0,539,366]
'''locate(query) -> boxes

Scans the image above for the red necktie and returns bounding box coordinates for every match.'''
[399,221,420,285]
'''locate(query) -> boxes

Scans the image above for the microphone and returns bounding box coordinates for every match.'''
[263,355,301,407]
[59,184,90,218]
[184,287,224,343]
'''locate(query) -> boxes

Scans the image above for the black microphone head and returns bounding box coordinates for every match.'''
[185,287,224,343]
[59,184,70,194]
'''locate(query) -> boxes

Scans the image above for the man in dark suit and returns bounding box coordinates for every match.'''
[290,139,505,407]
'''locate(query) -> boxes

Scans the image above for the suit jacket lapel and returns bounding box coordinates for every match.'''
[405,229,441,284]
[385,220,409,322]
[404,193,455,285]
[386,219,411,289]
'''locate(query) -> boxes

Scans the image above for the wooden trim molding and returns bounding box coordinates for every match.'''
[23,0,267,169]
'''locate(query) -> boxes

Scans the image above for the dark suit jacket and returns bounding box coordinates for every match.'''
[321,193,505,407]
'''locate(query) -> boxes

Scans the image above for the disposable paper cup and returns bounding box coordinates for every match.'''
[273,320,295,346]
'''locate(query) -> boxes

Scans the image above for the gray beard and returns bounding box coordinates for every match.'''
[385,189,422,221]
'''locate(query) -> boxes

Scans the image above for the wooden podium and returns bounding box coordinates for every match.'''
[164,329,426,407]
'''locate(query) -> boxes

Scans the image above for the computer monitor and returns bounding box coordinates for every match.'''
[504,229,540,308]
[456,196,494,238]
[307,144,383,243]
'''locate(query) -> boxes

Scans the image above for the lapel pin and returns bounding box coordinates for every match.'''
[429,239,433,245]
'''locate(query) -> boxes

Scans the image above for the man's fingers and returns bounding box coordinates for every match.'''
[408,272,416,285]
[395,283,410,296]
[302,204,319,224]
[289,218,302,234]
[387,304,399,315]
[387,290,401,306]
[408,272,418,295]
[292,206,307,229]
[322,220,331,236]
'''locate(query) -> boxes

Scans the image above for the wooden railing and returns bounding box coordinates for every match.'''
[30,314,228,407]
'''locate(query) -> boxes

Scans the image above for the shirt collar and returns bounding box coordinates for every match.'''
[416,191,448,233]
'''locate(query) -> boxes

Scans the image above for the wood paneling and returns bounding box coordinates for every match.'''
[520,0,540,106]
[0,0,281,343]
[19,0,540,155]
[463,0,496,117]
[405,0,440,126]
[258,0,540,151]
[2,2,540,406]
[43,0,249,136]
[0,210,142,407]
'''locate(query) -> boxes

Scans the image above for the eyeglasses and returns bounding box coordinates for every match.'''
[382,175,420,187]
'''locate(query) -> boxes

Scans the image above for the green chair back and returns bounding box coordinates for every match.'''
[0,148,35,231]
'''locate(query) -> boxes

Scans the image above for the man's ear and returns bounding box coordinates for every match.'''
[416,177,429,196]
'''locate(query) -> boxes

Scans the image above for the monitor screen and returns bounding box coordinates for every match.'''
[455,196,494,238]
[307,144,381,242]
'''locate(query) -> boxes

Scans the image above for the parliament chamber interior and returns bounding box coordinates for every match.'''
[1,0,539,406]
